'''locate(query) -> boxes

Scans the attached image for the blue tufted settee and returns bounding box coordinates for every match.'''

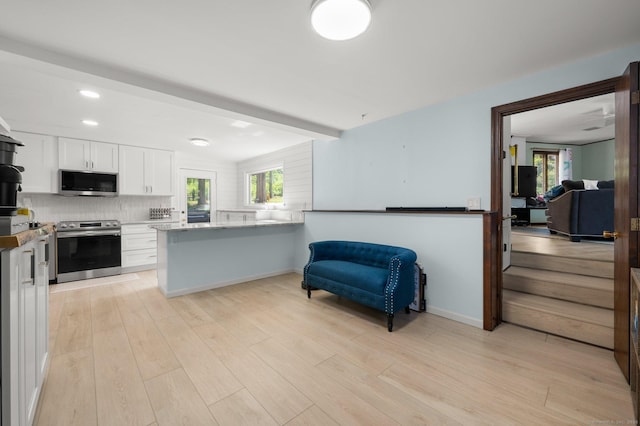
[303,240,417,331]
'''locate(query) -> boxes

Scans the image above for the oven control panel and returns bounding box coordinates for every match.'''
[56,220,121,231]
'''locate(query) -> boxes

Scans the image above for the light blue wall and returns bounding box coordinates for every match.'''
[315,43,640,210]
[308,43,640,326]
[297,212,484,327]
[157,224,300,296]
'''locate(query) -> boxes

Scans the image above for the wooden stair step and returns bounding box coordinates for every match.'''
[503,266,613,309]
[502,290,613,349]
[511,251,613,279]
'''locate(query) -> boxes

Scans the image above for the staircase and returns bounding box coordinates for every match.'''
[503,237,614,349]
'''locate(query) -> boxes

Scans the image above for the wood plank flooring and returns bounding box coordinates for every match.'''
[35,271,633,425]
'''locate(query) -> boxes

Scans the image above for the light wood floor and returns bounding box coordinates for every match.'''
[36,271,633,425]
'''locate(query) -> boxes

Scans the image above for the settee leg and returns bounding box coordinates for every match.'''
[307,284,311,299]
[405,306,410,314]
[387,314,394,332]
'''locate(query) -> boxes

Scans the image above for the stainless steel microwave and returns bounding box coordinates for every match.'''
[58,169,118,197]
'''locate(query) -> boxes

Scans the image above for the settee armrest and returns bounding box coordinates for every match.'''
[547,190,575,234]
[384,251,417,311]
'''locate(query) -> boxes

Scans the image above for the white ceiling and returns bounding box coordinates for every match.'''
[0,0,638,161]
[511,93,616,145]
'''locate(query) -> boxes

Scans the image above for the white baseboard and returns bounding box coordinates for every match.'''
[427,305,483,329]
[161,268,296,298]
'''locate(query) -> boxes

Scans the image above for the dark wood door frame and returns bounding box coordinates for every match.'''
[486,77,620,331]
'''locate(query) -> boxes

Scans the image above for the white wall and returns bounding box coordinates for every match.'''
[18,193,173,223]
[310,43,640,326]
[237,141,312,210]
[175,151,237,210]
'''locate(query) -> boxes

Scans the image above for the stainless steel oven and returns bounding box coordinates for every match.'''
[56,220,121,283]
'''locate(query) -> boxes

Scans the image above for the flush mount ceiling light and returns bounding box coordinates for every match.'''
[310,0,372,41]
[79,89,101,99]
[82,119,99,126]
[230,120,252,129]
[190,138,210,147]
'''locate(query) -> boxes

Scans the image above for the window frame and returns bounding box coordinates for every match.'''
[533,150,560,195]
[245,165,285,207]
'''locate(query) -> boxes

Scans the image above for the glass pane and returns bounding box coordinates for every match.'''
[186,178,211,223]
[249,168,283,204]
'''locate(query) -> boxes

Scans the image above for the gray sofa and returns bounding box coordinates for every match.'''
[546,180,614,242]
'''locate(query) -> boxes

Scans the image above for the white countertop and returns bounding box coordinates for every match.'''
[123,219,179,225]
[150,219,304,232]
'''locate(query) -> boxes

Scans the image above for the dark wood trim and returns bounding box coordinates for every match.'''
[613,62,639,381]
[483,212,500,330]
[488,77,620,331]
[309,209,494,215]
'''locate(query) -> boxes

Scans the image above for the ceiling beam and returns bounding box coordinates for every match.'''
[0,36,343,140]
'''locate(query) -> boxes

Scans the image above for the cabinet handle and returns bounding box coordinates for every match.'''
[91,161,94,169]
[41,240,49,263]
[150,186,153,194]
[22,249,35,285]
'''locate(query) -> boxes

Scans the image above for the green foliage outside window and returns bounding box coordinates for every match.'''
[249,168,283,204]
[533,151,558,195]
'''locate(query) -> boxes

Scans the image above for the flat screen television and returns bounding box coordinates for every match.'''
[511,165,537,198]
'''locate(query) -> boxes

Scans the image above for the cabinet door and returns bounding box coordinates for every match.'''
[35,237,49,382]
[122,231,157,251]
[91,141,119,173]
[2,248,21,426]
[146,149,174,196]
[14,132,58,193]
[118,145,146,195]
[18,244,38,426]
[58,137,90,170]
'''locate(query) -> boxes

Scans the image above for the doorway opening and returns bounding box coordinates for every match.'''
[178,168,217,225]
[487,77,619,330]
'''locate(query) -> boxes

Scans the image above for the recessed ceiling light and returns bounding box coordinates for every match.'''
[231,120,252,128]
[311,0,372,41]
[79,89,101,99]
[82,119,99,126]
[190,138,210,147]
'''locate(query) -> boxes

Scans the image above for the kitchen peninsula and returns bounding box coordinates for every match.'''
[151,218,304,297]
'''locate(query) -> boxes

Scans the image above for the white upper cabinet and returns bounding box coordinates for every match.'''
[13,131,58,193]
[58,137,118,173]
[119,145,174,196]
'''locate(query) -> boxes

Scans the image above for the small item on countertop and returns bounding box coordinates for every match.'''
[149,207,173,220]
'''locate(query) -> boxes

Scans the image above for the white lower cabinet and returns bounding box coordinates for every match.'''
[122,224,158,271]
[1,234,50,426]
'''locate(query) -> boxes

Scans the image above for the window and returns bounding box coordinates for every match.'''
[248,167,283,204]
[533,150,559,195]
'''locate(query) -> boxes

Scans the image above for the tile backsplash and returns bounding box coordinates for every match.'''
[18,193,173,223]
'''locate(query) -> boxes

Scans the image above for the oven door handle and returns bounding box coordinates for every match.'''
[57,230,121,238]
